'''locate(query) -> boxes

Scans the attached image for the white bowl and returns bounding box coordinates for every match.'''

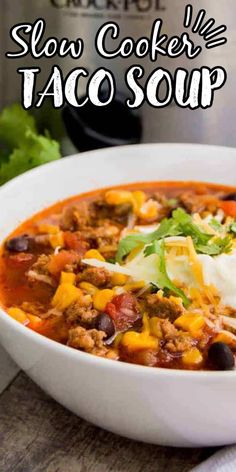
[1,143,236,448]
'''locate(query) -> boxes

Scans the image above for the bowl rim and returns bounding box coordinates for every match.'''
[1,142,236,379]
[1,141,236,196]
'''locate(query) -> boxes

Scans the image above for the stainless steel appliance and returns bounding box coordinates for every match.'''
[1,0,236,147]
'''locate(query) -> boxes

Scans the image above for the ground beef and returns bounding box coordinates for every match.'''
[78,222,120,251]
[60,203,91,231]
[65,302,98,326]
[159,319,195,353]
[179,192,220,214]
[27,254,56,286]
[68,326,104,350]
[30,254,50,275]
[91,199,132,224]
[90,200,113,220]
[78,267,112,287]
[150,192,176,220]
[114,203,133,217]
[160,319,179,339]
[165,335,195,353]
[128,350,157,367]
[62,221,120,258]
[145,294,184,321]
[152,192,169,205]
[67,326,117,359]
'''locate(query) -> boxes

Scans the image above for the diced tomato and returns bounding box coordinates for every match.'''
[220,201,236,217]
[48,250,79,276]
[64,232,89,256]
[35,317,69,342]
[105,293,140,331]
[27,314,43,331]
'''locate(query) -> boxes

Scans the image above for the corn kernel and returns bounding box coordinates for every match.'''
[132,191,146,212]
[124,281,145,292]
[142,313,150,334]
[106,349,119,360]
[126,245,143,262]
[60,272,76,285]
[8,307,29,325]
[99,244,118,254]
[175,313,205,336]
[79,282,98,295]
[93,289,114,311]
[169,296,183,306]
[138,200,159,220]
[182,348,203,366]
[52,283,82,311]
[49,231,64,249]
[111,273,128,286]
[213,331,236,347]
[149,317,163,338]
[38,224,60,234]
[157,290,164,299]
[121,331,159,352]
[105,190,133,206]
[84,249,105,262]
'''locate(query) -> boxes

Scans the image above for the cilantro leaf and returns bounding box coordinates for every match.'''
[0,103,36,150]
[144,240,190,307]
[116,218,181,262]
[209,218,223,233]
[0,130,60,185]
[116,208,233,263]
[229,222,236,235]
[167,198,178,207]
[196,235,232,256]
[172,208,212,245]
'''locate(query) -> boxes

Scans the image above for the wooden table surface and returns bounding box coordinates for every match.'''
[0,347,217,472]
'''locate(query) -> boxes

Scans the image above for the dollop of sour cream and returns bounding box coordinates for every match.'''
[198,251,236,309]
[127,245,236,310]
[167,250,236,309]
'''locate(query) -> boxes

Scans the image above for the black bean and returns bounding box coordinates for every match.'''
[95,313,115,339]
[6,235,30,253]
[208,342,235,371]
[222,193,236,202]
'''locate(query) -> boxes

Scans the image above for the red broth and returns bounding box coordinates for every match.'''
[1,181,236,370]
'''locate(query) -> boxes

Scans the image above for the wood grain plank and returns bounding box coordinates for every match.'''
[0,373,216,472]
[0,346,19,393]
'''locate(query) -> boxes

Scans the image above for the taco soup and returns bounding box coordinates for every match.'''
[1,181,236,371]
